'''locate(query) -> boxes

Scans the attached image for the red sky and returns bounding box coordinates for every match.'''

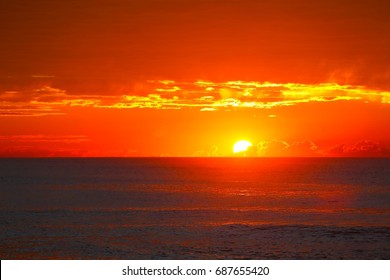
[1,0,390,157]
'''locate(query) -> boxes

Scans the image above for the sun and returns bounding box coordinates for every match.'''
[233,140,253,154]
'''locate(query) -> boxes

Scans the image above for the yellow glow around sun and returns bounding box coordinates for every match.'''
[233,140,253,154]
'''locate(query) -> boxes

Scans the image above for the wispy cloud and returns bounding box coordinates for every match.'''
[31,75,56,78]
[0,135,90,157]
[0,86,111,116]
[0,135,89,143]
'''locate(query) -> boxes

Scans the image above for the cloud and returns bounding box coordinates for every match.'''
[255,140,320,157]
[0,147,84,157]
[0,135,89,143]
[253,139,390,157]
[0,135,90,157]
[284,141,319,157]
[31,75,56,78]
[0,86,67,103]
[0,103,65,117]
[327,141,390,157]
[192,145,220,157]
[256,139,290,157]
[1,80,390,115]
[109,80,390,110]
[0,86,109,116]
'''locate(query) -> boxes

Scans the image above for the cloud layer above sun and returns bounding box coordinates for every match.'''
[1,80,390,116]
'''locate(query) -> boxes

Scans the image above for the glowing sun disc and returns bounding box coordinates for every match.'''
[233,140,252,154]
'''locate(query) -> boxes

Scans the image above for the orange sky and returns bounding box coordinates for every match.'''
[1,0,390,157]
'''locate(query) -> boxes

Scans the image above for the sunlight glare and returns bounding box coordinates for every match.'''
[233,140,253,154]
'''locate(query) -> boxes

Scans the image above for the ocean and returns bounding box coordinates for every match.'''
[0,158,389,259]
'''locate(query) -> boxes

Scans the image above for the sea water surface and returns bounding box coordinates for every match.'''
[0,158,389,259]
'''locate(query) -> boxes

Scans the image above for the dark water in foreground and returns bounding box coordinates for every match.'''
[0,158,389,259]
